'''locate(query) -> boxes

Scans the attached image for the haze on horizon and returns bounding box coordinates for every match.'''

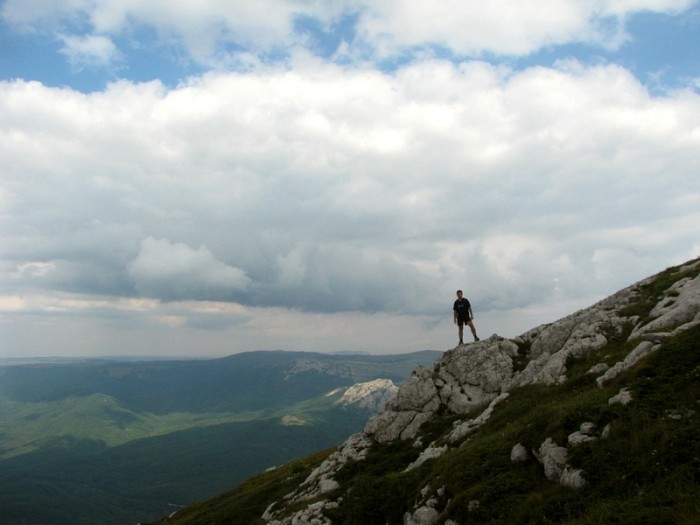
[1,0,699,358]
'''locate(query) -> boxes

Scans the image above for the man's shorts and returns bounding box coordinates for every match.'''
[457,316,471,327]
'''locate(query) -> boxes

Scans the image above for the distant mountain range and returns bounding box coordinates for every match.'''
[146,257,700,525]
[0,349,440,525]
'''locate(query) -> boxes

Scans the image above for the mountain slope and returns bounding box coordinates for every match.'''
[149,257,700,524]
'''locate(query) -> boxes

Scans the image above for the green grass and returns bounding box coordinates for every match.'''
[144,448,334,525]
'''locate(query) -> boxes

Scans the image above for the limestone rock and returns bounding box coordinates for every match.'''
[533,438,586,488]
[364,409,431,443]
[280,432,373,506]
[568,422,598,446]
[405,444,449,472]
[366,337,514,443]
[404,506,439,525]
[511,443,529,462]
[514,296,631,387]
[560,466,586,489]
[587,363,609,375]
[630,273,700,338]
[609,388,633,405]
[534,438,569,482]
[434,338,518,411]
[596,342,659,388]
[266,499,335,525]
[448,393,509,444]
[393,367,442,412]
[336,379,398,413]
[403,485,445,525]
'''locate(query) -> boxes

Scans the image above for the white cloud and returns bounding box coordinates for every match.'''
[356,0,600,57]
[127,237,251,301]
[59,33,121,69]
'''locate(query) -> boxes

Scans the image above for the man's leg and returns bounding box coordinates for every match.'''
[467,320,479,341]
[458,321,464,344]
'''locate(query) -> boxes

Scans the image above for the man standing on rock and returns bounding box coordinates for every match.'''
[453,289,479,345]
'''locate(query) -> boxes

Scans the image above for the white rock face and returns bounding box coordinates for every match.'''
[435,339,518,412]
[513,294,631,387]
[336,379,398,412]
[365,337,516,444]
[363,407,432,443]
[630,273,700,338]
[533,438,586,489]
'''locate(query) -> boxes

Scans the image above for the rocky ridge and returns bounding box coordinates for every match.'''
[263,258,700,525]
[335,378,399,413]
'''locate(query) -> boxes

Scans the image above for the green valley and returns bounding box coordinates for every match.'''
[0,350,439,524]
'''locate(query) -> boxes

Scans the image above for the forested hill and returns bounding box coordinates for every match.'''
[0,350,440,525]
[0,349,440,415]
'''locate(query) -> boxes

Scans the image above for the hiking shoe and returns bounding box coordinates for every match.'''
[475,337,480,342]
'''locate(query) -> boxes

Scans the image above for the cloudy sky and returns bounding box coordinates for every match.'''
[1,1,699,358]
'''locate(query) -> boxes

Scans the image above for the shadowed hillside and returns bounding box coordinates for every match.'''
[147,257,700,525]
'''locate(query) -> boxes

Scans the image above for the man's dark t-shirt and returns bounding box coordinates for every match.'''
[453,298,471,322]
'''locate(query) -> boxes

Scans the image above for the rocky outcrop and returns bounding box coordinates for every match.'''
[264,433,374,525]
[403,485,446,525]
[447,392,509,444]
[609,387,633,405]
[511,287,635,387]
[532,438,586,489]
[568,422,598,446]
[630,271,700,338]
[364,336,516,444]
[335,378,398,412]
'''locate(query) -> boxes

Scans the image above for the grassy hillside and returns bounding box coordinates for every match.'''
[148,263,700,524]
[0,350,439,525]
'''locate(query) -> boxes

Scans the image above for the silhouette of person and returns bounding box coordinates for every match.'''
[453,289,479,345]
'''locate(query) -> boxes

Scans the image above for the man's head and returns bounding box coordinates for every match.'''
[456,290,463,297]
